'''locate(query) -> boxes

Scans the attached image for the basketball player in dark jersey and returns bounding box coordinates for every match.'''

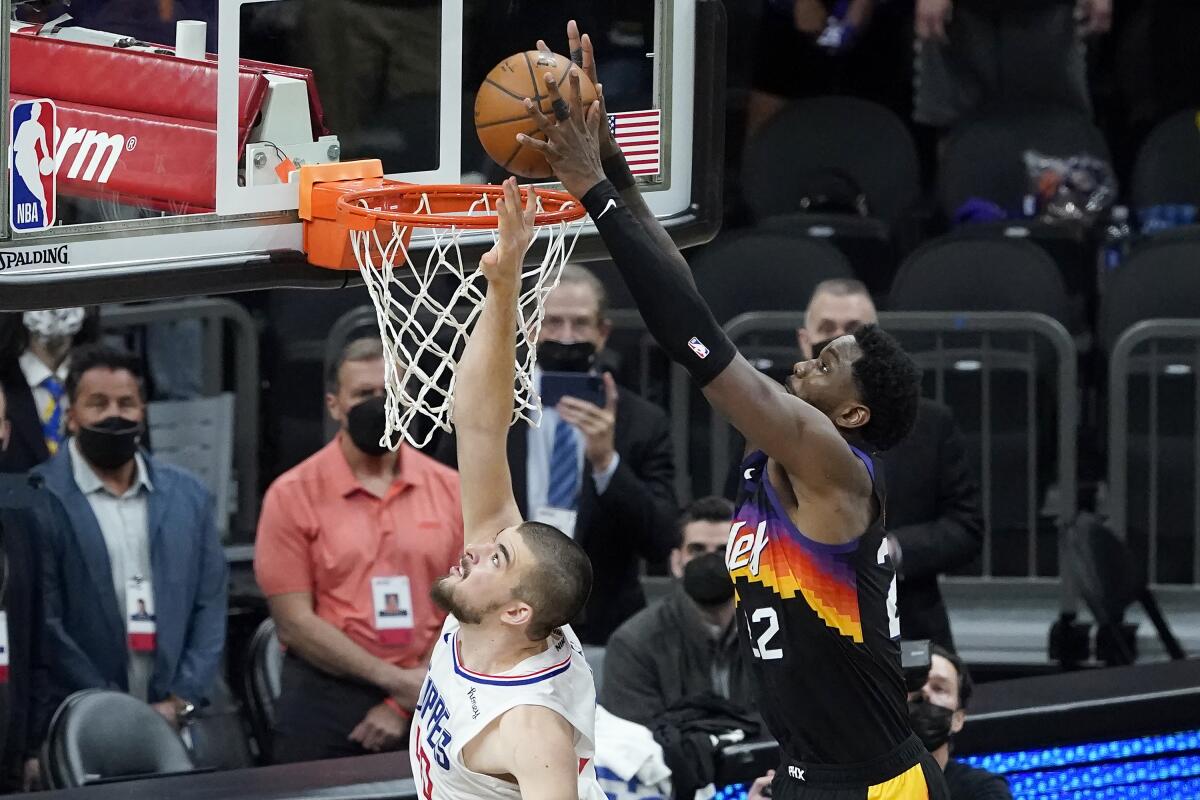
[522,22,946,799]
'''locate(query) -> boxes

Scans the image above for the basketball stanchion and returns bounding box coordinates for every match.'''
[300,160,587,450]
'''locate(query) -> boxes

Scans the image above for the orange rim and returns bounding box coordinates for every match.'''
[335,184,586,230]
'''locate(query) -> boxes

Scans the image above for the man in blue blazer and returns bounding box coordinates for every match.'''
[34,345,228,727]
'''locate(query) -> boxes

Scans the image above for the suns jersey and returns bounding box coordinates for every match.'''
[727,447,912,766]
[408,616,607,800]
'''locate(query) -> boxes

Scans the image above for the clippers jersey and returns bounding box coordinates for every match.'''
[727,448,912,765]
[408,616,607,800]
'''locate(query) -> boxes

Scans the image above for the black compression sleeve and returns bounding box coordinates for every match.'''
[581,180,737,387]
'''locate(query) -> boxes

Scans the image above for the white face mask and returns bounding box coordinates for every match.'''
[22,307,85,339]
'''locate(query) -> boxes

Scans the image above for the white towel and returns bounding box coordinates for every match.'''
[594,705,673,799]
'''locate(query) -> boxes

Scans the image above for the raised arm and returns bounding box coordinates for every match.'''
[520,34,862,490]
[453,178,537,541]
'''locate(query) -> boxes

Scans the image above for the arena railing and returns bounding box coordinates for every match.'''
[703,311,1078,592]
[1108,319,1200,588]
[100,298,260,543]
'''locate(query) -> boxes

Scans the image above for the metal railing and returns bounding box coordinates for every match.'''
[101,298,260,540]
[1108,319,1200,587]
[704,311,1077,591]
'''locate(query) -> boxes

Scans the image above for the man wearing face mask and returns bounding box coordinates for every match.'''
[436,263,678,645]
[600,497,754,727]
[255,338,463,763]
[0,308,89,474]
[907,647,1012,799]
[798,280,983,650]
[34,345,228,730]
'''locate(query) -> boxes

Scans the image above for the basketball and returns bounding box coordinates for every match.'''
[39,156,55,175]
[475,50,597,180]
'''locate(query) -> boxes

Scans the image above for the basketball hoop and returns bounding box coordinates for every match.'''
[300,161,588,450]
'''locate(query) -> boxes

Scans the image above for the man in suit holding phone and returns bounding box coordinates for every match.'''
[437,264,679,644]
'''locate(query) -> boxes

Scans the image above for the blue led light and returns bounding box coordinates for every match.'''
[961,728,1200,774]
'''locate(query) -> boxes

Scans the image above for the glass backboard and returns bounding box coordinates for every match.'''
[0,0,725,310]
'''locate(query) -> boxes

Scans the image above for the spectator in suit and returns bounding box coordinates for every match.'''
[600,497,755,727]
[437,264,679,644]
[798,279,982,649]
[0,382,57,792]
[909,646,1013,799]
[256,338,463,763]
[35,345,228,730]
[0,308,90,474]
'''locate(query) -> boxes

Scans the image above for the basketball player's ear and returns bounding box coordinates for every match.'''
[950,708,966,736]
[501,602,533,628]
[838,402,870,431]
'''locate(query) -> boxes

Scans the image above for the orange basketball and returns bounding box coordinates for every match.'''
[474,50,598,180]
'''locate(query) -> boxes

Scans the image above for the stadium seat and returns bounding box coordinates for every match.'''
[889,237,1072,575]
[938,106,1111,306]
[42,690,196,788]
[1100,240,1200,584]
[1131,109,1200,211]
[244,617,284,762]
[939,105,1111,219]
[742,97,920,294]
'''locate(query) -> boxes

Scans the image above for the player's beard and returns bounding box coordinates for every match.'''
[430,576,503,625]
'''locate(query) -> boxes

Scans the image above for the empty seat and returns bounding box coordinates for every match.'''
[1131,108,1200,211]
[742,97,920,293]
[1099,239,1200,353]
[42,690,196,788]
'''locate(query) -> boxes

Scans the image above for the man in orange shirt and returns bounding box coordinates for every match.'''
[254,337,464,763]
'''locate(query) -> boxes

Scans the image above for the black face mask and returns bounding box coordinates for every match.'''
[346,396,390,456]
[682,551,735,606]
[76,416,143,471]
[810,336,838,359]
[908,697,955,752]
[537,340,597,373]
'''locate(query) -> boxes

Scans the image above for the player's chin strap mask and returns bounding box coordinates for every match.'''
[23,307,85,339]
[537,340,596,373]
[907,697,955,752]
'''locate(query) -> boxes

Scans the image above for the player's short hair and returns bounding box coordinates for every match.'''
[512,520,594,640]
[558,263,609,321]
[66,345,145,403]
[677,496,735,546]
[932,644,974,710]
[327,337,385,392]
[849,324,920,452]
[807,278,870,308]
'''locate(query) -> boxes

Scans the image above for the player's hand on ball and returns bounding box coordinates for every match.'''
[519,70,606,200]
[554,20,619,160]
[479,177,537,288]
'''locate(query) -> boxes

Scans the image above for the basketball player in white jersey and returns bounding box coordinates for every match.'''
[408,178,607,800]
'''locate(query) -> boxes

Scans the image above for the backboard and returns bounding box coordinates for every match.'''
[0,0,725,310]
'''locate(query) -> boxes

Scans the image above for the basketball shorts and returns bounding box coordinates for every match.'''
[769,736,950,800]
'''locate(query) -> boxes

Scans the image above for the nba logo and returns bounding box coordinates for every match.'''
[8,99,57,231]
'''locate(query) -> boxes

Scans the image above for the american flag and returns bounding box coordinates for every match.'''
[609,109,662,177]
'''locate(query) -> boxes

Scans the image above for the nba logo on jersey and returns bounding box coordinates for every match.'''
[8,99,57,232]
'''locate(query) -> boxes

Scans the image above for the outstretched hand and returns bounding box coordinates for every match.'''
[479,177,537,288]
[519,62,607,200]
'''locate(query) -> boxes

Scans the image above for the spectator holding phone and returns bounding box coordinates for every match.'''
[437,264,679,644]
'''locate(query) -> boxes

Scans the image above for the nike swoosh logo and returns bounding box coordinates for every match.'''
[744,468,755,480]
[596,198,617,219]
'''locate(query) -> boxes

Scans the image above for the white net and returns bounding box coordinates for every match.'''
[349,190,584,450]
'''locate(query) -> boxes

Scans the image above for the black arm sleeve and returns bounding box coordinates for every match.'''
[581,180,736,387]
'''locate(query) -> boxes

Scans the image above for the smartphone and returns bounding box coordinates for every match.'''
[540,371,605,408]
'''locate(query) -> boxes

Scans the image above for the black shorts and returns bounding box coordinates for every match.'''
[769,736,950,800]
